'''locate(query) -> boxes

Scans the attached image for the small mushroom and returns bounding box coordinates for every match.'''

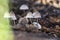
[25,12,33,23]
[10,11,17,20]
[33,11,41,18]
[4,11,17,25]
[33,11,41,22]
[19,4,29,10]
[19,4,29,17]
[32,22,42,29]
[10,11,17,25]
[25,12,33,18]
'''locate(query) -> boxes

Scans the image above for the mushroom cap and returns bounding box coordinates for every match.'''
[25,11,41,18]
[4,11,17,20]
[4,12,11,18]
[33,11,41,18]
[10,11,17,20]
[19,4,29,10]
[25,12,33,18]
[32,22,42,29]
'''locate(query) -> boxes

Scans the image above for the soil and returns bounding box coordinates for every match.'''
[13,30,60,40]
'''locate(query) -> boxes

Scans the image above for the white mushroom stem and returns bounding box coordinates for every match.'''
[13,20,16,25]
[37,18,38,22]
[29,18,32,24]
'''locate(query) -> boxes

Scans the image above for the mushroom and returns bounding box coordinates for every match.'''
[32,22,42,29]
[33,11,41,22]
[4,11,17,25]
[19,4,29,17]
[10,11,17,20]
[25,12,33,18]
[33,11,41,18]
[25,12,33,23]
[25,11,41,23]
[10,11,17,25]
[19,4,29,10]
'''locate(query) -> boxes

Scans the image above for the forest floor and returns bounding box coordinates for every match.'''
[13,30,60,40]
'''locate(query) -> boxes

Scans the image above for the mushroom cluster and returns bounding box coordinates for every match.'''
[9,0,60,37]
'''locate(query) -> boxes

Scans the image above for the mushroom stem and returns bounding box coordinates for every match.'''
[37,18,38,22]
[13,20,15,25]
[30,18,32,24]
